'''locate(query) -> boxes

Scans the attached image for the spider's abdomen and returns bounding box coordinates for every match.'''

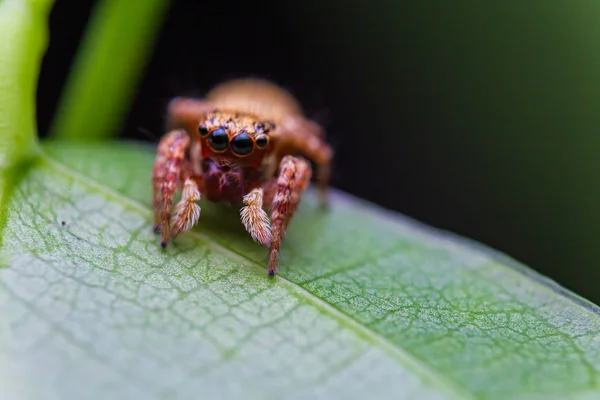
[206,78,303,126]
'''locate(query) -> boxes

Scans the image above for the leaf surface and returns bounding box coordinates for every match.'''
[0,142,599,400]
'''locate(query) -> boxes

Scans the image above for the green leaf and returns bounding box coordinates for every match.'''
[1,141,599,400]
[48,0,170,142]
[2,0,599,399]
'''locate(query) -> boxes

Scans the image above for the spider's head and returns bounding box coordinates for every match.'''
[197,110,275,167]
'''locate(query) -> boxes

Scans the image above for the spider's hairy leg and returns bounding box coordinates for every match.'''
[267,155,311,277]
[166,97,214,133]
[278,116,333,207]
[152,129,190,248]
[240,187,272,247]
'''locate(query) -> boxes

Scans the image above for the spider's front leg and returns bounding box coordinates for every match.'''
[152,129,202,248]
[166,97,215,134]
[264,155,312,276]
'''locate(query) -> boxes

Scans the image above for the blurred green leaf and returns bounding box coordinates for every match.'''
[0,141,599,399]
[48,0,170,142]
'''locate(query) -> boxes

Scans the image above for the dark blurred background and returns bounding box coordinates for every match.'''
[37,1,600,304]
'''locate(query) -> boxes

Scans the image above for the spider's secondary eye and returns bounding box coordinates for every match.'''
[198,124,209,137]
[209,128,229,151]
[255,135,269,149]
[231,132,254,156]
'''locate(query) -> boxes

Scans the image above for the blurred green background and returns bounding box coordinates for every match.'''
[37,1,600,303]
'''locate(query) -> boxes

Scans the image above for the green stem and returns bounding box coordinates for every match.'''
[0,0,53,169]
[48,0,171,142]
[0,0,53,243]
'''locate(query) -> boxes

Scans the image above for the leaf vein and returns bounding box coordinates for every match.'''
[40,152,472,400]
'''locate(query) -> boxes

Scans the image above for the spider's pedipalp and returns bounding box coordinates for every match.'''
[240,187,272,247]
[171,177,202,237]
[267,155,311,276]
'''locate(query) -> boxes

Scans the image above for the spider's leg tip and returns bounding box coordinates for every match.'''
[160,241,168,249]
[268,269,275,277]
[153,225,161,234]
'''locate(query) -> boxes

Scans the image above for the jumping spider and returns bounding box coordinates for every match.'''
[152,78,333,276]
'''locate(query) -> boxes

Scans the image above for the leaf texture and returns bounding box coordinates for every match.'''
[1,142,599,400]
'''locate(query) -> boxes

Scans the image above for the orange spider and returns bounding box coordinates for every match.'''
[152,78,333,276]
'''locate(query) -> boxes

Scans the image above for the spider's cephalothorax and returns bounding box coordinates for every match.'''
[152,78,333,276]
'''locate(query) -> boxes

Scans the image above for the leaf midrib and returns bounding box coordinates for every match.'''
[38,152,471,400]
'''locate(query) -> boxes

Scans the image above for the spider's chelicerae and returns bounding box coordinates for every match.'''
[152,78,333,276]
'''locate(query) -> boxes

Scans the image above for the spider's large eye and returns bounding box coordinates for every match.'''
[255,134,269,149]
[198,124,209,137]
[231,132,254,156]
[209,128,229,151]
